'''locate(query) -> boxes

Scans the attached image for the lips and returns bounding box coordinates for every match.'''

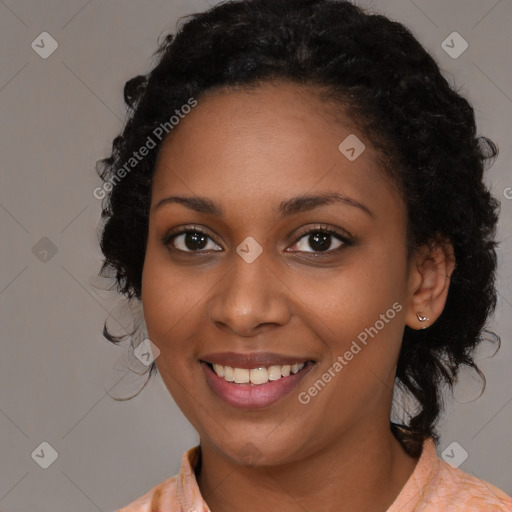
[200,352,315,409]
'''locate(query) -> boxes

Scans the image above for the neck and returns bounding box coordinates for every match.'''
[197,421,420,512]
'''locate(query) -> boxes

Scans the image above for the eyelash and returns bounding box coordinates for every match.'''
[162,224,354,256]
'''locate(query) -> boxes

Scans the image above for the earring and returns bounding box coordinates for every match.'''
[417,312,429,329]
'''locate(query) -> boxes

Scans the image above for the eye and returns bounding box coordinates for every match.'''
[287,225,351,254]
[163,224,352,255]
[164,226,222,253]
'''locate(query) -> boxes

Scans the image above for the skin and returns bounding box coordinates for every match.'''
[141,81,456,512]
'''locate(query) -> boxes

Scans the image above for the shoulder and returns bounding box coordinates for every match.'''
[426,457,512,511]
[389,438,512,512]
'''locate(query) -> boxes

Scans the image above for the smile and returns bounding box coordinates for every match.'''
[210,362,306,385]
[200,356,315,409]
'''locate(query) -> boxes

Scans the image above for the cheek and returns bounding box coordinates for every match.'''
[141,240,205,351]
[313,246,405,322]
[141,249,204,414]
[308,243,408,370]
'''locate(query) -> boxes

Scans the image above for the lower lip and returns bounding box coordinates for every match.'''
[201,361,314,410]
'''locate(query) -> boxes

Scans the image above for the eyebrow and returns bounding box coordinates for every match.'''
[153,192,373,218]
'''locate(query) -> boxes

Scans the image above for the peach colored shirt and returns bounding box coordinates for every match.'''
[117,438,512,511]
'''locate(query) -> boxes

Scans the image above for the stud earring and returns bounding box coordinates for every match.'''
[417,312,429,329]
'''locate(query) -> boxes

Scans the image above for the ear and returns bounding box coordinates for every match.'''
[405,238,456,330]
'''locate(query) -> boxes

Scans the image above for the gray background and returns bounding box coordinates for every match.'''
[0,0,511,510]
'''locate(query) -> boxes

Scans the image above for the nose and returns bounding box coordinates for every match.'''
[208,249,291,337]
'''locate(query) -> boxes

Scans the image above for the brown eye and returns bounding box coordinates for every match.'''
[292,231,345,253]
[165,229,222,252]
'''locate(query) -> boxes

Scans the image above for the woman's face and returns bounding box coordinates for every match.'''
[141,82,415,465]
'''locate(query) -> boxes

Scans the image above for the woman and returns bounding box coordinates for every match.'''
[96,0,512,510]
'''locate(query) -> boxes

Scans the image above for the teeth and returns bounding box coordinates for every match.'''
[250,367,268,385]
[210,362,306,385]
[268,365,282,381]
[224,366,234,382]
[213,363,224,377]
[233,368,250,384]
[291,363,302,374]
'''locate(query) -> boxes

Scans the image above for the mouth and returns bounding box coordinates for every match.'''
[199,354,315,409]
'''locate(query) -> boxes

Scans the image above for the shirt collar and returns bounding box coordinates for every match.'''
[177,445,210,512]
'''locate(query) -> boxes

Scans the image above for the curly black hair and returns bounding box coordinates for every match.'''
[96,0,500,457]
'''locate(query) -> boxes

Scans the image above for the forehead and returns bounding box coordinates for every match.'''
[151,82,402,220]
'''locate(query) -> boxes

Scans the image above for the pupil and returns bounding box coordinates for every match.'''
[310,232,330,251]
[186,232,207,250]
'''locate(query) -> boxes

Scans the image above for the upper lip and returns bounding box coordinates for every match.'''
[200,351,313,369]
